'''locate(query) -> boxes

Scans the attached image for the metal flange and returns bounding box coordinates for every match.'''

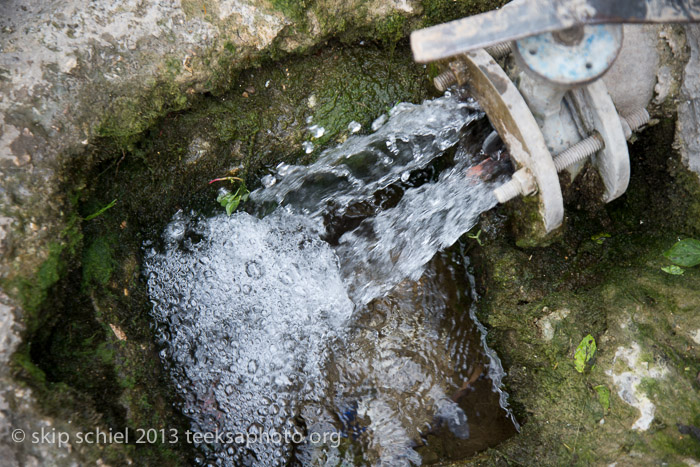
[569,80,630,202]
[512,24,623,86]
[458,49,564,234]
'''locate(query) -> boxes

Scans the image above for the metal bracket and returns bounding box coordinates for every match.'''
[411,0,699,63]
[569,81,630,202]
[409,1,688,241]
[460,49,564,233]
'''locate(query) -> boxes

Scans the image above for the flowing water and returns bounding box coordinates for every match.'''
[145,92,518,466]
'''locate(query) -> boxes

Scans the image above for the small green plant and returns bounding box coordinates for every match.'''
[660,238,700,275]
[591,232,611,245]
[574,334,597,373]
[466,229,483,246]
[661,265,685,275]
[210,175,249,216]
[664,238,700,266]
[84,199,117,221]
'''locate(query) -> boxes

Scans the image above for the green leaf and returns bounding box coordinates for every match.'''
[215,181,249,216]
[594,385,610,413]
[225,197,240,216]
[664,238,700,267]
[574,334,597,373]
[591,232,611,245]
[466,229,483,246]
[84,199,117,221]
[661,265,685,275]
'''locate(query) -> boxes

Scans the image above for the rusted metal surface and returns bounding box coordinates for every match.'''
[411,0,699,63]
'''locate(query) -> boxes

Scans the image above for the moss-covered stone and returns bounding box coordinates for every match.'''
[420,0,508,27]
[461,118,700,465]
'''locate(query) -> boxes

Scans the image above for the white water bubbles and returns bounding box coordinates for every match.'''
[336,139,506,305]
[250,94,482,223]
[145,210,353,466]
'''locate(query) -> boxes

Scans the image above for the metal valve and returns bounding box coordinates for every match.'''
[410,0,699,242]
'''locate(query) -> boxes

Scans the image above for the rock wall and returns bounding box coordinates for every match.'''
[0,0,505,464]
[1,0,699,465]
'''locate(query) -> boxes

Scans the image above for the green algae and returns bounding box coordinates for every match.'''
[194,43,432,169]
[269,0,308,20]
[420,0,508,27]
[460,118,700,465]
[82,235,116,288]
[96,81,191,151]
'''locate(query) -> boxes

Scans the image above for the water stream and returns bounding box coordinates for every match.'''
[145,92,518,466]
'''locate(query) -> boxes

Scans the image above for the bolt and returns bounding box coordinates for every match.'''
[553,133,604,172]
[493,168,536,204]
[553,108,650,172]
[619,107,650,139]
[485,42,512,59]
[494,108,650,204]
[434,69,458,92]
[433,43,512,92]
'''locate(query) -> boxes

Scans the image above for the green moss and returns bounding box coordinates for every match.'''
[224,41,236,54]
[650,430,700,461]
[420,0,508,27]
[638,377,661,398]
[82,235,116,289]
[12,347,47,385]
[508,195,563,248]
[12,206,83,323]
[466,116,700,465]
[372,13,408,45]
[269,0,308,20]
[82,237,115,287]
[96,81,191,150]
[18,242,65,311]
[174,42,432,179]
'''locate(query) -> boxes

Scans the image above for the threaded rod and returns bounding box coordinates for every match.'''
[493,179,523,203]
[623,108,650,132]
[434,70,457,92]
[433,42,511,92]
[553,134,604,172]
[493,168,535,204]
[486,42,512,59]
[553,108,650,172]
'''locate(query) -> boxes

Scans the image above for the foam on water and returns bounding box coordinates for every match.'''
[145,93,516,465]
[145,210,353,465]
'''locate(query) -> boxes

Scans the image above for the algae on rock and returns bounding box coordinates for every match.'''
[2,0,698,465]
[464,119,700,465]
